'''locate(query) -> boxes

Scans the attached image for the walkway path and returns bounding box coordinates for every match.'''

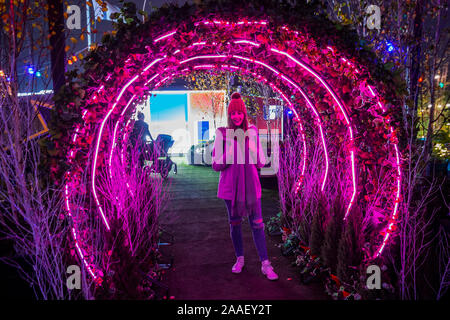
[158,157,329,300]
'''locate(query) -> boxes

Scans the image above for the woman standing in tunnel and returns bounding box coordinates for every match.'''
[212,92,278,281]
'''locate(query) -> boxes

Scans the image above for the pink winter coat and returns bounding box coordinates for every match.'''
[212,125,266,200]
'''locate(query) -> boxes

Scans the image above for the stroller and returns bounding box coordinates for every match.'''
[142,134,177,179]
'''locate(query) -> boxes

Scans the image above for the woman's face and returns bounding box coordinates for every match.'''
[230,111,244,127]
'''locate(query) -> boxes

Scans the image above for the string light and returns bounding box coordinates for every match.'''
[386,41,394,52]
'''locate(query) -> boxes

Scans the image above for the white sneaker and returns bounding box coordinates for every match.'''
[261,260,278,280]
[232,256,244,273]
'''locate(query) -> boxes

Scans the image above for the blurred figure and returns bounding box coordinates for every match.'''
[131,112,153,145]
[130,112,154,166]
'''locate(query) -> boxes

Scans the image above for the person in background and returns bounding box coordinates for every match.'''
[130,112,154,166]
[212,92,278,281]
[132,112,153,144]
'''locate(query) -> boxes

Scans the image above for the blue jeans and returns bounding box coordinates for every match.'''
[224,199,269,262]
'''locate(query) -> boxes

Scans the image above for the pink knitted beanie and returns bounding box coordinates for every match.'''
[227,92,247,115]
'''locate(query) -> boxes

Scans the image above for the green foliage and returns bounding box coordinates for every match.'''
[266,211,283,236]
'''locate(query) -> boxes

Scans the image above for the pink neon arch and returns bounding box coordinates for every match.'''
[190,63,308,182]
[108,52,325,195]
[155,21,362,215]
[144,37,399,250]
[73,60,310,280]
[153,36,336,195]
[170,39,327,194]
[111,64,308,191]
[160,37,349,200]
[93,52,334,226]
[77,67,342,273]
[171,23,360,214]
[64,18,402,280]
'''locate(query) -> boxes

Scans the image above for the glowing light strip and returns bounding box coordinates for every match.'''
[262,82,306,173]
[278,75,328,191]
[146,73,160,84]
[64,183,97,279]
[194,19,268,26]
[91,74,139,231]
[180,55,227,64]
[269,48,357,219]
[318,125,329,191]
[109,95,137,178]
[368,85,376,98]
[375,117,402,257]
[194,64,215,69]
[143,57,166,72]
[233,40,260,47]
[65,87,105,280]
[153,31,176,43]
[193,41,218,46]
[269,48,353,130]
[364,85,402,257]
[154,75,171,88]
[264,86,307,188]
